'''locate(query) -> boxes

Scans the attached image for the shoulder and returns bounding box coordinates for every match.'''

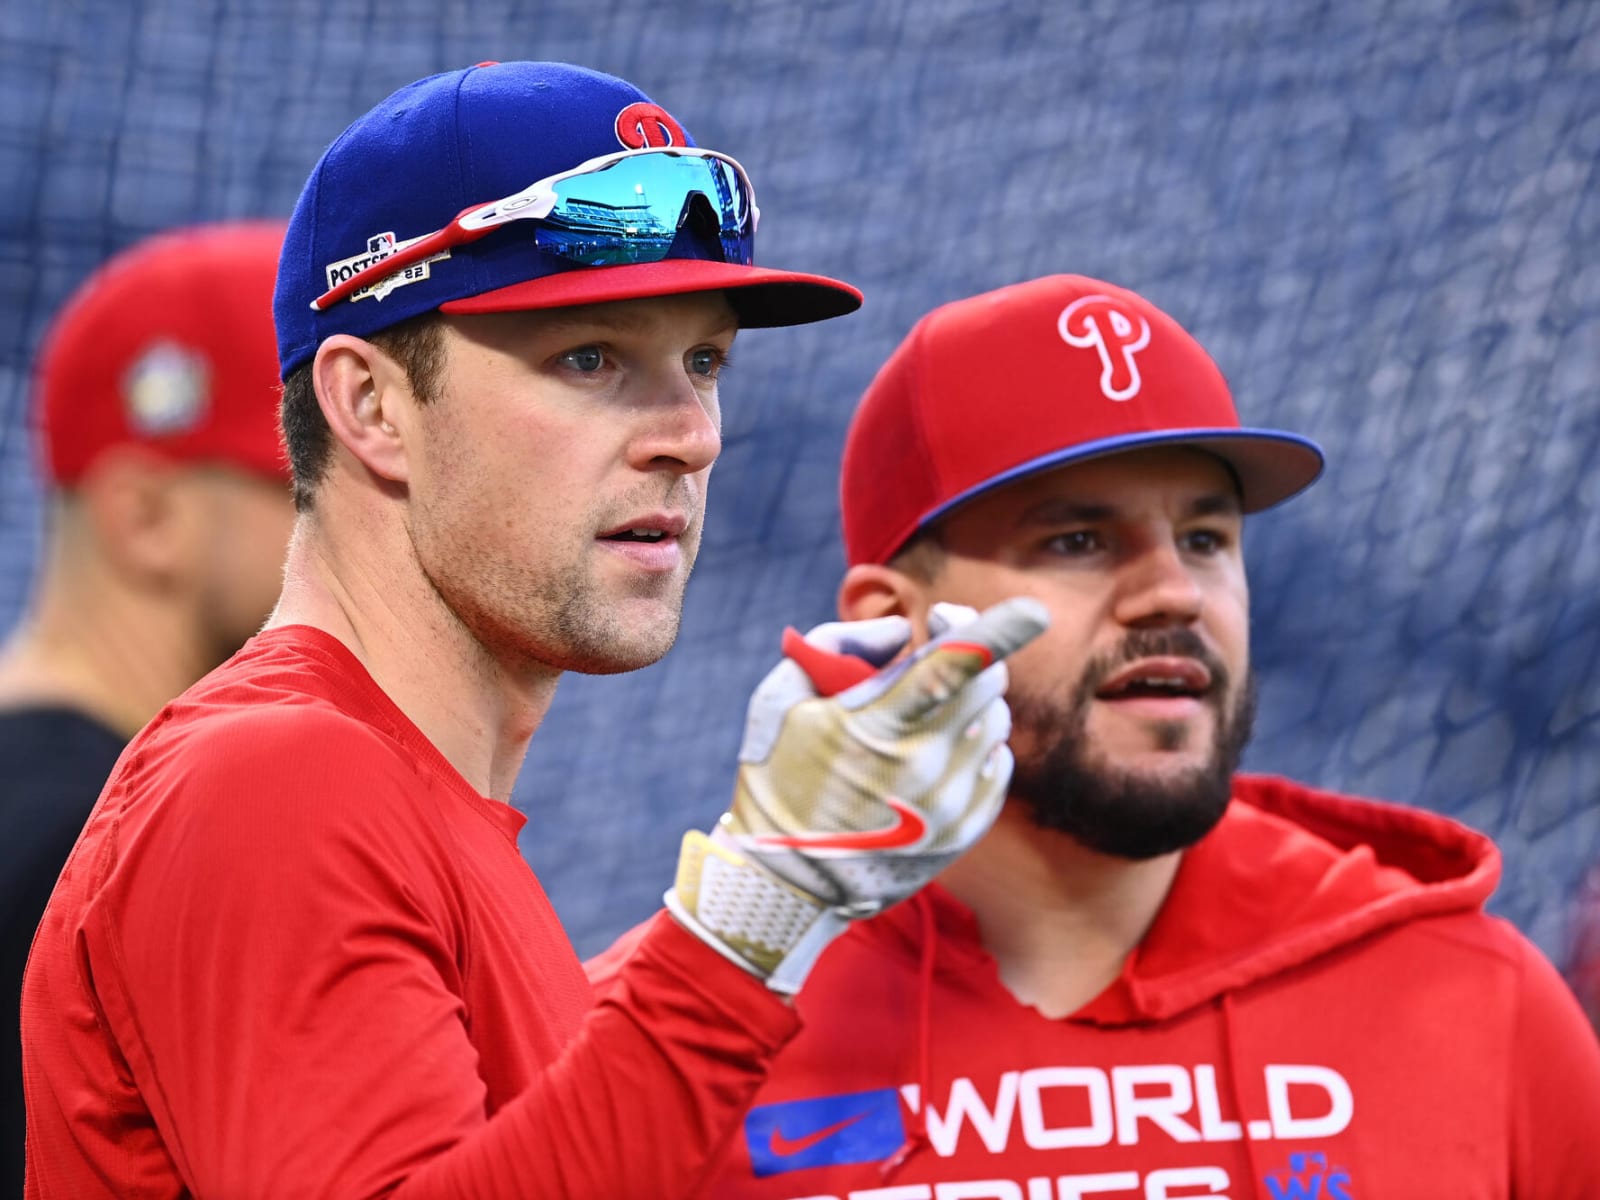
[80,676,463,971]
[97,644,446,885]
[1389,903,1526,959]
[0,706,123,762]
[1348,908,1584,1057]
[165,693,416,785]
[0,706,125,825]
[1498,914,1600,1180]
[122,629,427,807]
[114,694,425,844]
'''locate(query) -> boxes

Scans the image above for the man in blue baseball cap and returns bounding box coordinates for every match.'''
[20,61,1047,1196]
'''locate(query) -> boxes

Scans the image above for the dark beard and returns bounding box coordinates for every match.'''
[1006,628,1256,860]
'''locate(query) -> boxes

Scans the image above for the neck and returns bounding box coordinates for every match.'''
[939,803,1182,1018]
[269,506,559,801]
[0,550,211,739]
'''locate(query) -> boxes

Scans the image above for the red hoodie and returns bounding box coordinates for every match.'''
[590,775,1600,1198]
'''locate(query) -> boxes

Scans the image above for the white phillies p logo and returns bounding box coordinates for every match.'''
[1058,295,1151,402]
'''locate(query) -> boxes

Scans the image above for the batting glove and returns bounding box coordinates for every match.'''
[668,596,1048,993]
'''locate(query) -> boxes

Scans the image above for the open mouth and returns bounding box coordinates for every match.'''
[602,528,668,544]
[1095,658,1212,702]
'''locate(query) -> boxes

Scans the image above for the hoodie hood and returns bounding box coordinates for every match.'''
[871,773,1501,1027]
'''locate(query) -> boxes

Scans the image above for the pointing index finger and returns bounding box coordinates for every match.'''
[865,596,1050,726]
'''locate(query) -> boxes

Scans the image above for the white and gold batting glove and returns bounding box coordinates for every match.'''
[667,596,1048,993]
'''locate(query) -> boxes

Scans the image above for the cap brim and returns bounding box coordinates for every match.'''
[922,428,1326,530]
[440,260,862,328]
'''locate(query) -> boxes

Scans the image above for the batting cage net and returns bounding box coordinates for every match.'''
[2,0,1596,966]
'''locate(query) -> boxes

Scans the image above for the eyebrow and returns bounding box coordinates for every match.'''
[535,308,738,340]
[1015,491,1243,527]
[1186,493,1244,518]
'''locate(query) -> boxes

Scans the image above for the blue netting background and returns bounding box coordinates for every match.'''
[2,0,1596,966]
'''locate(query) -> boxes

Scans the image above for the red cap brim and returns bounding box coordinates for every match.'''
[440,259,862,328]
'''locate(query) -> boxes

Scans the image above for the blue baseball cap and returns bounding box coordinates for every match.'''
[273,61,863,378]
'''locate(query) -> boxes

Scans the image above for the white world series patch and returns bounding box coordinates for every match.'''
[759,1062,1359,1199]
[323,231,450,303]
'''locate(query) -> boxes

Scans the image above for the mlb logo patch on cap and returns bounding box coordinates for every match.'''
[122,341,209,436]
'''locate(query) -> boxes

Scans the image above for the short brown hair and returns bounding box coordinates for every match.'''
[888,528,947,583]
[279,313,447,512]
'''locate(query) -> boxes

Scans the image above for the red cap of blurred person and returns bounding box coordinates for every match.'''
[34,220,290,487]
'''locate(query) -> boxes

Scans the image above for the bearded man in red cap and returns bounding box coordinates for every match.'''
[0,221,296,1193]
[592,274,1600,1197]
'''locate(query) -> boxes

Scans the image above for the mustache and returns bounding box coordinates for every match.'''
[1079,627,1231,697]
[602,478,704,531]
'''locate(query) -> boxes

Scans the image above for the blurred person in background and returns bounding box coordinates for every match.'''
[592,274,1600,1197]
[0,220,295,1194]
[1565,862,1600,1032]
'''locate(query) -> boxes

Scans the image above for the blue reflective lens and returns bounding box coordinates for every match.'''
[533,153,755,267]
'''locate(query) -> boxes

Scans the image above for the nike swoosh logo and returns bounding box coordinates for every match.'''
[743,797,927,853]
[767,1109,871,1157]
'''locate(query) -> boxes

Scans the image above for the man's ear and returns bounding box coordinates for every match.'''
[76,448,197,586]
[310,334,416,486]
[837,562,935,645]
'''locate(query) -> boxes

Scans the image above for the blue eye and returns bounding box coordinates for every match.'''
[688,348,722,377]
[562,346,604,373]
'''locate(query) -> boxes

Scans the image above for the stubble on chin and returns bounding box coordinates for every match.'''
[413,477,706,675]
[501,532,702,676]
[485,557,693,676]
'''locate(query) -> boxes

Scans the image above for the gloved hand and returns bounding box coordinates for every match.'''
[668,596,1048,993]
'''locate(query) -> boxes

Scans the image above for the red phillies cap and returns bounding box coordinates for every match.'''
[35,220,290,486]
[841,274,1326,565]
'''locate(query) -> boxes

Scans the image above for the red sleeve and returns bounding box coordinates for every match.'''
[1508,931,1600,1197]
[86,712,796,1199]
[403,915,787,1199]
[585,915,654,1000]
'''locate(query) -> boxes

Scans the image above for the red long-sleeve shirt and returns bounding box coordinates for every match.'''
[21,625,795,1198]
